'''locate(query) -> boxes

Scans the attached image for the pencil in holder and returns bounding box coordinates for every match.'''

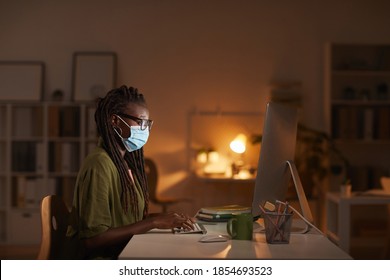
[262,210,293,244]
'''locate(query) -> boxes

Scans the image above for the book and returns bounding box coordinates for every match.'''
[196,212,236,222]
[13,107,32,138]
[61,143,72,173]
[375,107,390,139]
[35,142,45,173]
[60,107,80,137]
[25,178,36,208]
[199,205,251,215]
[341,107,359,139]
[362,108,374,140]
[87,106,97,138]
[48,105,60,137]
[16,176,27,208]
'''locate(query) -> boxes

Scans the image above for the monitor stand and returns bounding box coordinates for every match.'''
[285,160,314,233]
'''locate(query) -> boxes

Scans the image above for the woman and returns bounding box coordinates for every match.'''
[67,85,194,259]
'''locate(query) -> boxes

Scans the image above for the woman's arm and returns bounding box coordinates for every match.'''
[83,212,194,255]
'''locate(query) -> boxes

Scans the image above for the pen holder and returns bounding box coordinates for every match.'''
[263,211,293,244]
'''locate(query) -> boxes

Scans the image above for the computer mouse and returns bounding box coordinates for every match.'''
[199,235,228,243]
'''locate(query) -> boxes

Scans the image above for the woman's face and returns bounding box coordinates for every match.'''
[112,103,150,139]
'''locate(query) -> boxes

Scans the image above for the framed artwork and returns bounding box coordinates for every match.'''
[71,52,117,102]
[0,61,45,101]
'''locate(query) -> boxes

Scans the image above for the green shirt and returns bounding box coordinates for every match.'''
[67,140,145,259]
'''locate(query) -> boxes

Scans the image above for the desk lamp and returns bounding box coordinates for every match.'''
[230,133,247,154]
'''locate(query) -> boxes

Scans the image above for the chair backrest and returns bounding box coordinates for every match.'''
[144,158,159,202]
[381,177,390,193]
[37,195,79,259]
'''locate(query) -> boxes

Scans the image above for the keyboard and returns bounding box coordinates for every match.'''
[172,222,207,234]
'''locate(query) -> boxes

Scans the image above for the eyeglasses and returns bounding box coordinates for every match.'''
[118,113,154,131]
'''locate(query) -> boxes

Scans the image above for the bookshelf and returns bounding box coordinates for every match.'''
[325,43,390,191]
[0,101,97,244]
[325,43,390,258]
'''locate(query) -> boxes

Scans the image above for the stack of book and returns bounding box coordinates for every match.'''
[196,205,251,222]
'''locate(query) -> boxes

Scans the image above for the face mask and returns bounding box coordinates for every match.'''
[114,117,149,152]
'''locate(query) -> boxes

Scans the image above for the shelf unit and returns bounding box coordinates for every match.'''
[325,43,390,191]
[324,43,390,258]
[326,192,390,258]
[0,101,97,244]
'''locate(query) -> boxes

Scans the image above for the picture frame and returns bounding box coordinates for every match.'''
[0,61,45,101]
[71,52,117,102]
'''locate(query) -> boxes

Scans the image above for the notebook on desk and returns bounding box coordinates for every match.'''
[196,205,251,222]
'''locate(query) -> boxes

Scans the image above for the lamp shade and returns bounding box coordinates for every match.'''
[229,133,247,154]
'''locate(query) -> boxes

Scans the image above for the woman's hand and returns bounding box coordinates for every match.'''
[82,212,196,257]
[150,212,195,231]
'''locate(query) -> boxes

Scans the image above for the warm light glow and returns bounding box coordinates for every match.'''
[208,151,219,163]
[196,151,208,164]
[229,133,247,154]
[236,169,251,179]
[203,162,227,175]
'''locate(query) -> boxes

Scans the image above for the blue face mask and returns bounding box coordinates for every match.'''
[114,116,149,152]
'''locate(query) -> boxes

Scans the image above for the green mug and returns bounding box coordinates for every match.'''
[226,212,253,240]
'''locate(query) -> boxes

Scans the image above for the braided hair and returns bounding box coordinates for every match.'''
[94,85,149,217]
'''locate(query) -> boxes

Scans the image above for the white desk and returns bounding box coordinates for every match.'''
[326,191,390,254]
[119,220,351,259]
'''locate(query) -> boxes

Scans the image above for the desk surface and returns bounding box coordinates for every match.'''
[119,221,351,260]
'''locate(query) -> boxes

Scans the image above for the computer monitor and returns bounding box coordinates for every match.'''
[251,102,313,225]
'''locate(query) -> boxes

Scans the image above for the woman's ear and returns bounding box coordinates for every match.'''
[111,114,119,126]
[111,115,122,136]
[111,115,123,136]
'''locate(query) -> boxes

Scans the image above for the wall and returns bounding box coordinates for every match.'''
[1,0,390,213]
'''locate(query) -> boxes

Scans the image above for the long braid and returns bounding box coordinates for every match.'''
[126,149,149,217]
[94,85,149,217]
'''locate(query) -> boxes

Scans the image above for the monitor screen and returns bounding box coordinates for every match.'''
[251,102,313,223]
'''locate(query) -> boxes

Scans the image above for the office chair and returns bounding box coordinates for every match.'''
[380,177,390,193]
[380,177,390,258]
[144,158,191,213]
[37,195,79,259]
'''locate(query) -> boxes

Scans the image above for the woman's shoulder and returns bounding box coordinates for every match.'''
[83,146,115,169]
[76,146,120,192]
